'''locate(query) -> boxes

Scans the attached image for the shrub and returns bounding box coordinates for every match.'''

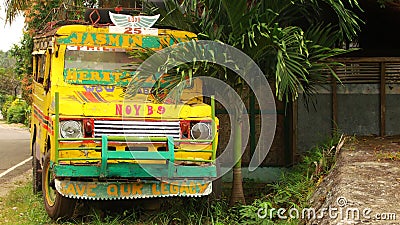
[6,99,29,124]
[0,94,5,108]
[1,95,14,120]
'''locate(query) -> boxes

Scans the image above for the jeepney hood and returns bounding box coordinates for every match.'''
[54,90,211,119]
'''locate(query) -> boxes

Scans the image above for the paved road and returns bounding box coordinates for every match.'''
[0,122,31,184]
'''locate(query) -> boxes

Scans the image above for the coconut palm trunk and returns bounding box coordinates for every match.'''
[230,116,245,205]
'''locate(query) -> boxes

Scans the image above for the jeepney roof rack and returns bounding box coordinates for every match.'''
[37,3,144,34]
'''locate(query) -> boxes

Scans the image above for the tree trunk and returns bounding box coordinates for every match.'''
[229,117,246,205]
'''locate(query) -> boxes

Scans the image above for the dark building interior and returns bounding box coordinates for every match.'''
[355,0,400,56]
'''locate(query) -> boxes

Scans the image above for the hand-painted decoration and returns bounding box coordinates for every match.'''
[57,32,163,48]
[64,68,132,85]
[109,12,159,36]
[115,104,166,116]
[83,85,115,93]
[109,12,160,28]
[55,179,212,200]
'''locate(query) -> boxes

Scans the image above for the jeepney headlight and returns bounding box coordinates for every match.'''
[190,122,212,140]
[60,120,83,138]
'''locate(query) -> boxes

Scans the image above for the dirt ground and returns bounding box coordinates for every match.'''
[308,136,400,225]
[0,170,31,198]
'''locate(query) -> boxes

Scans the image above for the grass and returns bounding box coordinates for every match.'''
[0,181,51,225]
[238,134,342,225]
[0,181,238,225]
[0,135,342,225]
[375,151,400,161]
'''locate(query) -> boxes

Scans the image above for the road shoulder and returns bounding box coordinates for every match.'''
[0,169,31,198]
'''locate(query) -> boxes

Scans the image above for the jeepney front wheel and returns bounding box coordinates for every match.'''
[42,153,76,220]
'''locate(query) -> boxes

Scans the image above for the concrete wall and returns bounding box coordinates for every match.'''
[297,83,390,153]
[297,93,332,153]
[386,84,400,135]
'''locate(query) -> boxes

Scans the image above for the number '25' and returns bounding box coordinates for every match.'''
[124,27,142,34]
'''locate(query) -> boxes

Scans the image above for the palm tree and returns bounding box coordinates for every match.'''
[3,0,28,24]
[134,0,362,205]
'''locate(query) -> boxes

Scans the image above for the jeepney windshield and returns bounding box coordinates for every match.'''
[64,47,132,70]
[63,46,137,85]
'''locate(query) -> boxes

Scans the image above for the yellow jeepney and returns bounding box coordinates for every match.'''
[30,13,218,219]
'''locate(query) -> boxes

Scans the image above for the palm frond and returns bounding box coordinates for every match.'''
[4,0,28,23]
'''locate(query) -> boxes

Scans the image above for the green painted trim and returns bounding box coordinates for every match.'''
[142,36,161,48]
[167,136,175,163]
[100,135,108,177]
[54,164,216,178]
[176,165,216,178]
[211,95,217,161]
[167,136,175,178]
[107,151,171,160]
[56,32,163,48]
[108,136,168,142]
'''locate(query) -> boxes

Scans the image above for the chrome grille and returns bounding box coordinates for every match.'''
[94,120,181,139]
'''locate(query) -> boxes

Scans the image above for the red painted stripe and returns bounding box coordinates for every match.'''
[91,92,107,102]
[82,92,100,103]
[33,105,53,132]
[33,110,53,134]
[75,91,89,102]
[33,104,50,121]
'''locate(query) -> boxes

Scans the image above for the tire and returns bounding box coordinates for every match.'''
[32,144,42,194]
[42,153,76,220]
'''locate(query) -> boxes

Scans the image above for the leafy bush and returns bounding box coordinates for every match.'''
[6,99,29,124]
[1,95,14,119]
[0,94,5,108]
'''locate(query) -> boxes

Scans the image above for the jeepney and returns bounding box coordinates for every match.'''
[30,11,218,219]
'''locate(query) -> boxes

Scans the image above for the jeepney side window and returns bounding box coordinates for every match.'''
[44,51,52,91]
[33,55,38,81]
[38,54,45,84]
[34,54,45,84]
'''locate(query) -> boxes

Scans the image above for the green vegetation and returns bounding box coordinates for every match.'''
[0,135,341,224]
[239,135,341,224]
[0,51,28,124]
[5,99,30,124]
[0,96,30,125]
[375,151,400,161]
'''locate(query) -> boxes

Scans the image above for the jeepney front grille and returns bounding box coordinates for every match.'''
[93,120,181,139]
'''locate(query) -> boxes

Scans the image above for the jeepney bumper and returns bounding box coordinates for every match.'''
[55,179,212,200]
[53,136,217,199]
